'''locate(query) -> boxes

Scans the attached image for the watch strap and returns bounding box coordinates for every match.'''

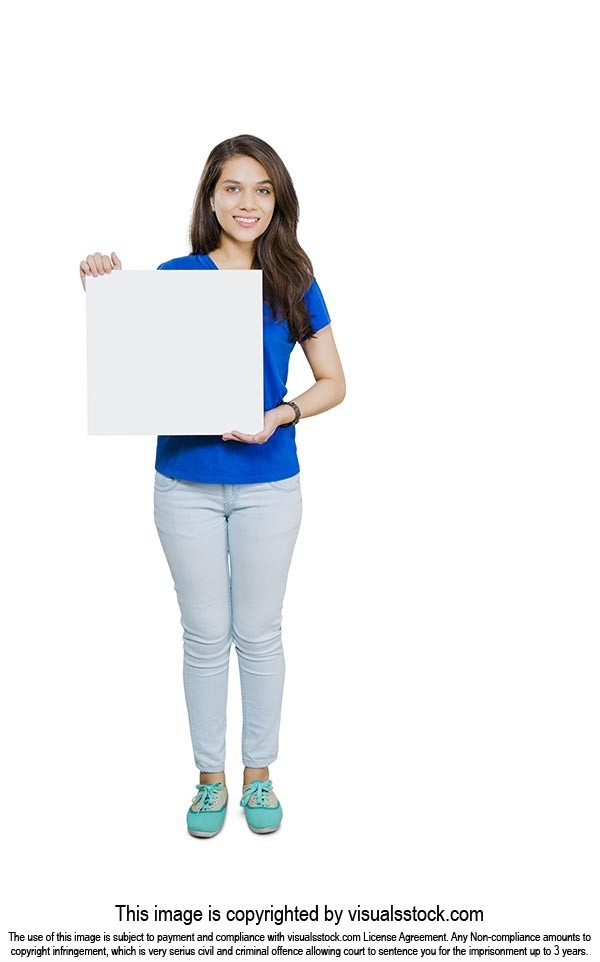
[278,400,301,426]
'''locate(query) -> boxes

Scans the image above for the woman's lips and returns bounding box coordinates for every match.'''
[233,217,259,228]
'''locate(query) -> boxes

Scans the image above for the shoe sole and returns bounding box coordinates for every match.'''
[248,824,281,834]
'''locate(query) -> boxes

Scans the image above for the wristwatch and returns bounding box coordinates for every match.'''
[278,400,301,427]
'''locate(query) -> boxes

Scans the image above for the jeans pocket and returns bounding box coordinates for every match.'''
[154,471,179,492]
[268,473,300,491]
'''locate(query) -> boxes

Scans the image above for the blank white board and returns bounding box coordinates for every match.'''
[86,269,264,435]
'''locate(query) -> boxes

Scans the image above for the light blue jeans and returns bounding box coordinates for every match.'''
[153,470,302,772]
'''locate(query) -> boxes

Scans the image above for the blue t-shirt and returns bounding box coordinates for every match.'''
[154,253,332,483]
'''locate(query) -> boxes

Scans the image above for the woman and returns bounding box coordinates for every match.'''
[80,134,345,837]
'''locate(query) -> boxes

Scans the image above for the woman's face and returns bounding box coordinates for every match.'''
[210,154,276,244]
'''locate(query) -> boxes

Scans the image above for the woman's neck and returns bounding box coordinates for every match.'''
[208,236,254,270]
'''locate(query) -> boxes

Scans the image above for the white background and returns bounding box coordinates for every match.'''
[1,0,598,954]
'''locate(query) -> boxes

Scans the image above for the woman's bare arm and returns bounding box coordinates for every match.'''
[277,324,346,425]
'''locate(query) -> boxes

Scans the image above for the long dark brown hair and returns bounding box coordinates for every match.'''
[189,134,317,342]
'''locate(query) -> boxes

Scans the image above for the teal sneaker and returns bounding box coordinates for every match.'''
[187,782,228,838]
[240,779,282,834]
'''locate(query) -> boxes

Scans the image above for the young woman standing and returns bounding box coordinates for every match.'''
[80,134,345,837]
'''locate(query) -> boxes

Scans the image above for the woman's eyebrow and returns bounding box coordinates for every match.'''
[221,178,273,186]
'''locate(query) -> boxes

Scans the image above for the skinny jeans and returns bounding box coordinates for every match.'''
[153,469,302,772]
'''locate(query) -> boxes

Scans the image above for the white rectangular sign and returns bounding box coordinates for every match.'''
[86,269,264,435]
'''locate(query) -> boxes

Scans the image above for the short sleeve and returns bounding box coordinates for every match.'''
[302,276,332,341]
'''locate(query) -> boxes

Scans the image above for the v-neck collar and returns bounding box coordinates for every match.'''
[201,253,257,271]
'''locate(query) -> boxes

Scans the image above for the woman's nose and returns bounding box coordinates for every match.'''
[239,190,257,210]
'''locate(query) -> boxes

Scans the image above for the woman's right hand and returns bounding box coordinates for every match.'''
[79,251,122,291]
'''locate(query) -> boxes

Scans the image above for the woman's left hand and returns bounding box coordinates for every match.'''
[222,407,286,444]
